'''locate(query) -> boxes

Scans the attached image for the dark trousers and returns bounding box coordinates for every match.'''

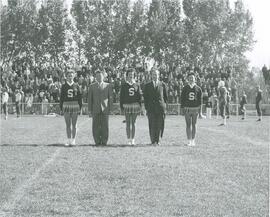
[3,103,7,115]
[92,112,109,145]
[256,103,262,116]
[226,103,230,116]
[15,102,20,116]
[219,101,226,118]
[147,112,164,144]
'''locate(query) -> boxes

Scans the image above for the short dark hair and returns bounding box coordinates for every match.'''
[95,70,102,75]
[66,70,74,75]
[188,72,195,77]
[126,68,135,77]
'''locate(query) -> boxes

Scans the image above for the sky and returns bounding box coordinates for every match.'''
[2,0,270,68]
[241,0,270,68]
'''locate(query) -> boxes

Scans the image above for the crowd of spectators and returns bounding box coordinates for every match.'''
[1,61,240,114]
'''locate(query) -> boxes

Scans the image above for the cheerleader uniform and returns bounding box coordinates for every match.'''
[60,81,82,114]
[120,81,141,114]
[180,84,202,114]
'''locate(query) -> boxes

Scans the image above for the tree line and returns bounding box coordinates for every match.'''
[1,0,254,73]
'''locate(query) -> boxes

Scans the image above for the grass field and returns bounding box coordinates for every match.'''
[0,115,269,217]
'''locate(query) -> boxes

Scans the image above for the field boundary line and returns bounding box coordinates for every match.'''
[0,148,61,217]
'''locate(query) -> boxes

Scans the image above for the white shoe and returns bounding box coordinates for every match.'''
[127,139,132,145]
[186,140,195,146]
[65,139,71,147]
[186,140,192,146]
[71,139,76,146]
[131,139,135,145]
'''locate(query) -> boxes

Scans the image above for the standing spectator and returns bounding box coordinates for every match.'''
[168,87,174,103]
[202,89,209,114]
[42,95,49,115]
[255,85,263,121]
[218,81,228,126]
[230,78,238,102]
[25,92,33,114]
[1,87,9,120]
[226,88,231,119]
[206,94,213,119]
[239,91,247,120]
[15,89,23,118]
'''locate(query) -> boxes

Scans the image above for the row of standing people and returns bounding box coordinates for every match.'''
[1,68,263,146]
[60,68,207,147]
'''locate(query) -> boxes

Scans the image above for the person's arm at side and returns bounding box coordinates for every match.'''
[143,84,148,112]
[163,82,168,104]
[59,84,64,115]
[88,85,92,117]
[163,82,168,114]
[108,83,113,112]
[180,86,186,115]
[119,83,124,112]
[137,84,142,108]
[198,87,204,117]
[77,85,83,112]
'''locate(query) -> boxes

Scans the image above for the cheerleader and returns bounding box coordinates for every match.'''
[120,68,142,145]
[60,70,82,146]
[180,73,202,146]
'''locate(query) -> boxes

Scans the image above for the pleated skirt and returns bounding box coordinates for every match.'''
[123,103,141,114]
[63,101,80,114]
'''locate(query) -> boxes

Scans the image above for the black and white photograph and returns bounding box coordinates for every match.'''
[0,0,269,216]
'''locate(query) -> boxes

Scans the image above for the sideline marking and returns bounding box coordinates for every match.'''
[0,148,61,216]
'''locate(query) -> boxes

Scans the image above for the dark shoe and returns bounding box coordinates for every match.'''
[241,117,245,120]
[256,119,261,121]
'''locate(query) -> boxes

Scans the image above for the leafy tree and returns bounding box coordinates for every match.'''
[182,0,254,68]
[147,0,183,67]
[1,0,38,67]
[45,0,70,67]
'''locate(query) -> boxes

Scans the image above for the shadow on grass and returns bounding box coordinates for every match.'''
[1,143,176,148]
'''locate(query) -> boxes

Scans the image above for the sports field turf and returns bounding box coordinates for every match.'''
[0,115,269,217]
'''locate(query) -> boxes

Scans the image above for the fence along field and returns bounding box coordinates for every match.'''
[3,102,270,116]
[0,115,269,217]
